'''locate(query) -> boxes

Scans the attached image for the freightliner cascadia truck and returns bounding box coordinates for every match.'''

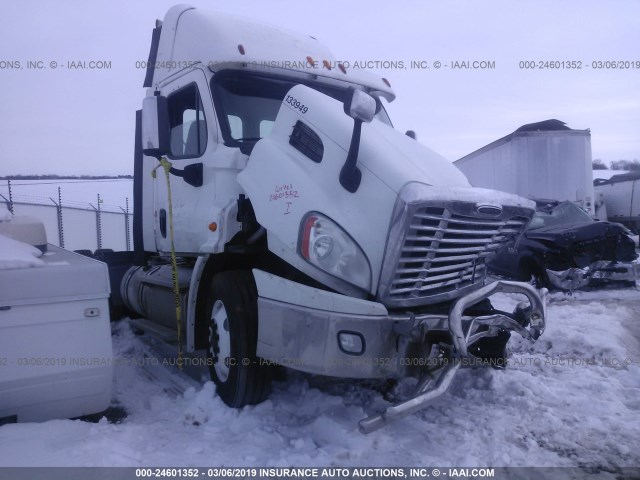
[122,5,548,433]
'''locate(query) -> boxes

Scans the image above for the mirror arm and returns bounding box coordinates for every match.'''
[339,119,363,193]
[169,167,184,177]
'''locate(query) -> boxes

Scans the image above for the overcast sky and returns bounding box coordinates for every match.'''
[1,0,639,175]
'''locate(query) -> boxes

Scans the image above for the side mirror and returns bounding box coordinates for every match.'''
[405,130,417,140]
[343,88,376,123]
[170,162,203,188]
[141,95,170,158]
[339,87,377,193]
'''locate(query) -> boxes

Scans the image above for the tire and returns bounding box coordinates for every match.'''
[205,270,272,407]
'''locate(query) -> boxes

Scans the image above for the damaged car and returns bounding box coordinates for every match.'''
[489,199,639,290]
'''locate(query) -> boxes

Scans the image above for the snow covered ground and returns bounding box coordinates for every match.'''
[0,289,638,474]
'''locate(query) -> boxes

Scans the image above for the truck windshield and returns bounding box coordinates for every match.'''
[211,71,391,153]
[527,201,593,230]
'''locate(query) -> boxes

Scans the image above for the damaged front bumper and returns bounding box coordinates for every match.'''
[546,261,640,290]
[253,270,548,432]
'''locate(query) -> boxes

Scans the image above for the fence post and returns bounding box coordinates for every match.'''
[90,196,102,251]
[124,197,131,251]
[96,193,102,250]
[4,182,132,252]
[49,188,65,248]
[7,179,13,214]
[57,187,64,248]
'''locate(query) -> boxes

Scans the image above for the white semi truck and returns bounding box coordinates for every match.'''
[121,5,548,433]
[454,120,595,216]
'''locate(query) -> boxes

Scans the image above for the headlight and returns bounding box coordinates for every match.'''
[299,213,371,291]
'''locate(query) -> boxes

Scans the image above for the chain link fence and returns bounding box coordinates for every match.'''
[1,180,132,253]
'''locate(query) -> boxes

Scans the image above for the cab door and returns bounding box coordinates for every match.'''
[153,69,219,254]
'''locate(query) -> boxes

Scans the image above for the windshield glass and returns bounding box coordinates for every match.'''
[211,71,391,151]
[527,201,593,230]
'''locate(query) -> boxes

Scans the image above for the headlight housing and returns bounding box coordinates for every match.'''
[299,213,371,291]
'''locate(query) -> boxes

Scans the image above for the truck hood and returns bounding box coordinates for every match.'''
[238,85,530,296]
[357,119,471,192]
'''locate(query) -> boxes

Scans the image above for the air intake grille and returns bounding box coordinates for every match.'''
[289,121,323,163]
[380,204,530,306]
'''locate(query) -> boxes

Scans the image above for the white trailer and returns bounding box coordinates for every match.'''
[454,120,595,216]
[594,172,640,233]
[0,216,113,423]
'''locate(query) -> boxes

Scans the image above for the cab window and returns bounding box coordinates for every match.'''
[167,83,207,158]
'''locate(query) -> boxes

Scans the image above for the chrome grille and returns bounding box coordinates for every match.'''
[379,202,531,307]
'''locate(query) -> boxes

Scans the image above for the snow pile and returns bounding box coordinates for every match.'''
[0,205,46,268]
[0,291,638,472]
[0,233,45,269]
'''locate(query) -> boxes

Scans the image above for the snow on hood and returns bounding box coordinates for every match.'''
[0,233,45,269]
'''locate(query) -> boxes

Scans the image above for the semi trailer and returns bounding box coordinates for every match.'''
[454,120,595,216]
[121,5,548,433]
[594,172,640,234]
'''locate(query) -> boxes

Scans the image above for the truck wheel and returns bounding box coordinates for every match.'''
[205,270,272,407]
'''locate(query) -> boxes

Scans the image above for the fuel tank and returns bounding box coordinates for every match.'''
[120,263,192,330]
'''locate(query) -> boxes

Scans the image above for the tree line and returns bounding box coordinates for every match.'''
[592,159,640,171]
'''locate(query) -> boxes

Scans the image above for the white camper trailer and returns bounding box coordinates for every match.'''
[455,120,595,216]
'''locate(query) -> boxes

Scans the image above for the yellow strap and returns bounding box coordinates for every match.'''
[152,157,184,369]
